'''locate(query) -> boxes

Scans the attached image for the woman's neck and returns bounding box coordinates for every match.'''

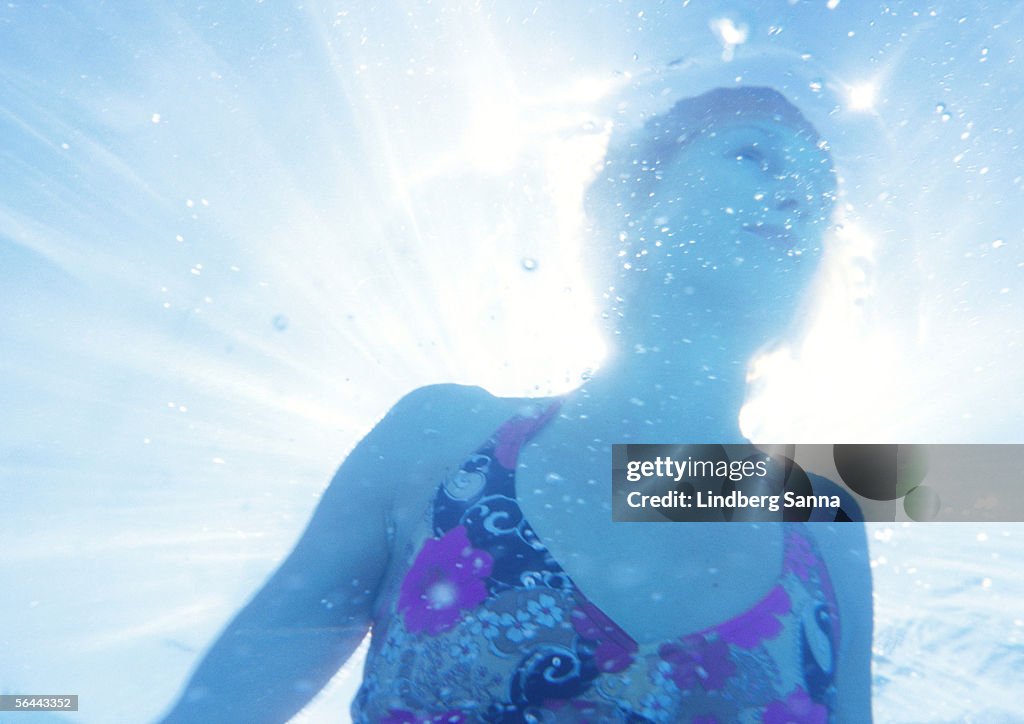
[562,334,751,444]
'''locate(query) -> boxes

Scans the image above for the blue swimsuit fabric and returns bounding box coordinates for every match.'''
[352,403,841,723]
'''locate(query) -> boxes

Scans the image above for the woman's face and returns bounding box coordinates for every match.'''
[650,120,835,256]
[613,118,836,326]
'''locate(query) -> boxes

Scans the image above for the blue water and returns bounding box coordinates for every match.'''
[2,2,1022,722]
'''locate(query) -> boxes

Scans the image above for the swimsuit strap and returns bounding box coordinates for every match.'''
[491,399,563,470]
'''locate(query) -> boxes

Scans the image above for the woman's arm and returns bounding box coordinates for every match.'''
[806,474,874,721]
[158,389,433,724]
[830,519,873,723]
[807,515,873,720]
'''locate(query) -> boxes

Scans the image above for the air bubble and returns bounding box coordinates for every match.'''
[521,257,538,271]
[273,314,289,331]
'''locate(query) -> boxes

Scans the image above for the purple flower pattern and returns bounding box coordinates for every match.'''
[763,686,828,724]
[398,525,493,635]
[784,529,820,582]
[716,585,792,649]
[657,635,736,692]
[571,601,639,673]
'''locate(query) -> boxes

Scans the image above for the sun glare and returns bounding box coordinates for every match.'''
[847,82,878,111]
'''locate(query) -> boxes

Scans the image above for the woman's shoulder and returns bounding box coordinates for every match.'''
[377,385,557,539]
[379,384,556,465]
[389,384,557,426]
[389,383,521,422]
[392,382,504,411]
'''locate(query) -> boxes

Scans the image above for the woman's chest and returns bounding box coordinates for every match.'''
[381,427,788,646]
[514,441,787,643]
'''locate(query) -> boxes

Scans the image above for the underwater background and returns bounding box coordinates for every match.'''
[1,1,1022,721]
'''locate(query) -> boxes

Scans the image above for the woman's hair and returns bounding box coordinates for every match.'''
[586,86,836,224]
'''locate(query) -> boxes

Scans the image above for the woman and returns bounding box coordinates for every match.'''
[161,87,872,723]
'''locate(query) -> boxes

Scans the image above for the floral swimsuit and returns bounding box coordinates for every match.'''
[352,403,841,723]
